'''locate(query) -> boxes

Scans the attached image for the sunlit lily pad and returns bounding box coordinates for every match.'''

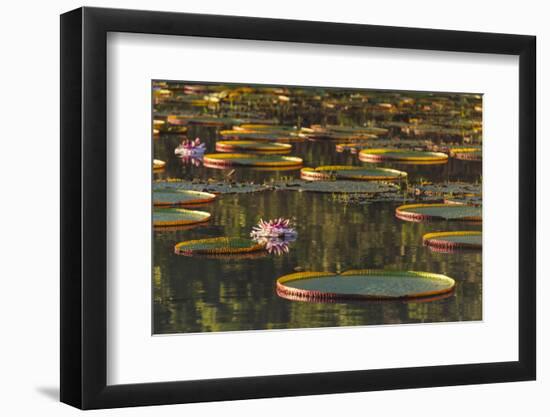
[336,139,431,153]
[423,231,482,251]
[203,153,303,168]
[153,159,166,169]
[153,208,211,227]
[300,165,407,181]
[276,270,455,301]
[174,237,266,256]
[359,149,448,163]
[395,203,482,222]
[216,140,292,153]
[153,189,217,207]
[219,131,305,142]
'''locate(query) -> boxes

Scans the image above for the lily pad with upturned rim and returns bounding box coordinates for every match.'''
[203,153,303,168]
[276,269,455,302]
[153,189,217,207]
[215,140,292,153]
[174,237,266,256]
[359,149,448,163]
[423,231,482,250]
[300,166,407,181]
[153,208,211,228]
[395,203,482,222]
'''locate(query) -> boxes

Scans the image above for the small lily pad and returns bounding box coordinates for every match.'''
[276,270,455,301]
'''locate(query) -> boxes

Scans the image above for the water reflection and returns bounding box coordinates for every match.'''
[153,86,482,334]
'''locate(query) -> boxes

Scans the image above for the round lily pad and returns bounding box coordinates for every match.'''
[395,203,482,222]
[219,131,305,142]
[423,231,482,250]
[174,237,265,256]
[359,149,448,163]
[216,141,292,153]
[300,166,407,181]
[276,269,455,301]
[153,208,211,228]
[203,153,303,168]
[153,189,217,207]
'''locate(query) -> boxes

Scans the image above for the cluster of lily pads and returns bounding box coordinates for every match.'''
[152,81,483,302]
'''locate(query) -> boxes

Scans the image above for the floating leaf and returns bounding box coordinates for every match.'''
[276,270,455,301]
[153,208,211,227]
[174,237,266,256]
[359,149,448,163]
[423,231,482,251]
[203,153,303,168]
[300,165,407,181]
[216,140,292,153]
[396,203,482,222]
[153,189,217,207]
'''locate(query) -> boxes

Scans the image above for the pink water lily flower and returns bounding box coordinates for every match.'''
[250,218,297,239]
[174,137,206,156]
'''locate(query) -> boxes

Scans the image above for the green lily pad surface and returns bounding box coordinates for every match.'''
[276,270,455,301]
[174,237,265,256]
[301,165,407,181]
[153,208,211,227]
[396,203,482,222]
[423,231,482,250]
[204,153,303,168]
[153,189,217,206]
[359,149,449,163]
[216,140,292,153]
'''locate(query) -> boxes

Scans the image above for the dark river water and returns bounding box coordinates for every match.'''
[153,122,482,334]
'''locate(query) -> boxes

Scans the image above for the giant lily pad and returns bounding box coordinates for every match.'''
[153,189,217,207]
[174,237,265,256]
[153,208,211,227]
[423,231,482,251]
[300,165,407,181]
[216,140,292,153]
[276,270,455,301]
[395,203,482,222]
[203,153,303,168]
[359,149,448,163]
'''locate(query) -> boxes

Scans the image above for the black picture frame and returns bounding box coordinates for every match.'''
[60,6,536,410]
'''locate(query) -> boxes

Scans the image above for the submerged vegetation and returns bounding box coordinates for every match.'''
[152,81,482,334]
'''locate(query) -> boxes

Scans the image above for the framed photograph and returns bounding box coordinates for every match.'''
[60,6,536,409]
